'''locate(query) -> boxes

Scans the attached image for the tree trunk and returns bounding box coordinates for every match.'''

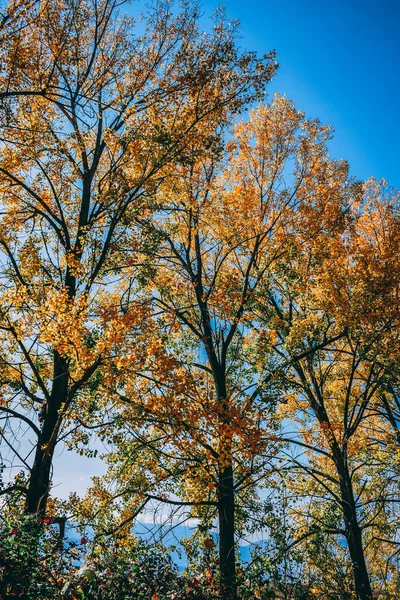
[25,352,69,514]
[334,455,373,600]
[345,517,373,600]
[205,327,237,599]
[218,461,237,600]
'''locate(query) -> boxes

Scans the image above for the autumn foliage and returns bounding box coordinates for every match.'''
[0,1,399,599]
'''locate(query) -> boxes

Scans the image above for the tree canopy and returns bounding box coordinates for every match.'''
[0,1,399,600]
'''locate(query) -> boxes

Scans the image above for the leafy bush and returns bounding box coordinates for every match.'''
[0,513,76,599]
[0,514,218,599]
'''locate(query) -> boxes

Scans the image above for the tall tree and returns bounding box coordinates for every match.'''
[253,180,400,600]
[95,96,357,600]
[0,0,276,515]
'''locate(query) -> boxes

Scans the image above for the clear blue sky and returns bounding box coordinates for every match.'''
[202,0,400,187]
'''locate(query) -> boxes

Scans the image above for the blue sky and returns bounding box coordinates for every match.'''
[202,0,400,187]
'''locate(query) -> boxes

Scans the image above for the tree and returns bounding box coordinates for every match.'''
[93,96,358,600]
[0,0,277,515]
[253,181,400,600]
[1,4,398,598]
